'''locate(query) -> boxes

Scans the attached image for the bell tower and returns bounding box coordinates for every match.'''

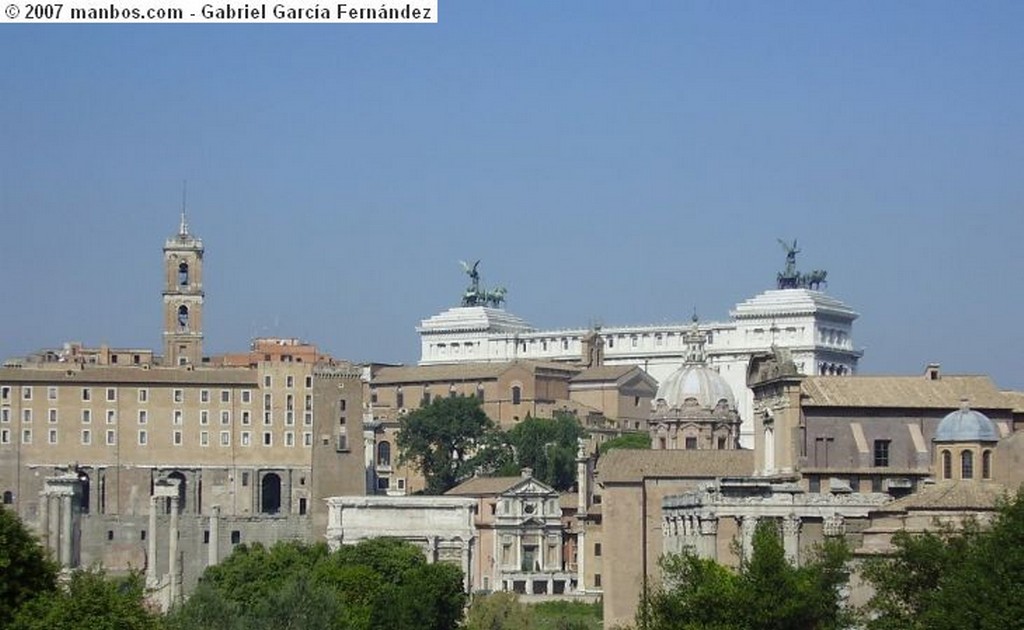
[163,212,204,366]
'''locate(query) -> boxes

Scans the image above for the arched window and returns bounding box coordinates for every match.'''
[261,473,282,514]
[377,441,391,467]
[961,450,974,480]
[2,490,12,504]
[511,386,522,405]
[942,450,952,480]
[763,426,775,474]
[982,450,992,480]
[177,305,189,331]
[178,262,189,286]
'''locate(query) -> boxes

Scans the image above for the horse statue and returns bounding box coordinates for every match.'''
[485,286,507,308]
[806,269,828,291]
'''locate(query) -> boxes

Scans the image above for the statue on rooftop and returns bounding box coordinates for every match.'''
[459,260,508,308]
[775,239,826,291]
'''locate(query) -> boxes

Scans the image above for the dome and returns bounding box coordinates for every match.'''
[655,364,737,411]
[935,401,998,442]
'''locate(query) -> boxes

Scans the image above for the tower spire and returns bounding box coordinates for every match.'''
[179,180,189,237]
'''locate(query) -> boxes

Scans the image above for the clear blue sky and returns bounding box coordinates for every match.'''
[1,2,1022,389]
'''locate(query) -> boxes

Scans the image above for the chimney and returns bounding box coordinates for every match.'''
[925,363,941,381]
[520,467,533,479]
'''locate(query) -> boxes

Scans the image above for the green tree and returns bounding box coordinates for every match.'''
[503,413,586,491]
[464,592,535,630]
[0,505,57,627]
[11,569,160,630]
[862,489,1024,630]
[169,538,466,630]
[598,432,651,455]
[397,395,495,494]
[640,519,853,630]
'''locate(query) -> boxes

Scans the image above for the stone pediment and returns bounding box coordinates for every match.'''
[504,478,557,499]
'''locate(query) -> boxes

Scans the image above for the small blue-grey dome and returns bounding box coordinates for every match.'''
[934,401,998,442]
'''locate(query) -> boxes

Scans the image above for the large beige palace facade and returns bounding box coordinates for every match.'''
[0,217,366,607]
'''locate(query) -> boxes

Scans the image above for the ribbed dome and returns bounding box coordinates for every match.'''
[935,402,998,442]
[655,364,736,411]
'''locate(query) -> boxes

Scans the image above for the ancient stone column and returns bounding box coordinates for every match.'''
[168,496,180,604]
[739,515,757,562]
[783,516,801,565]
[38,492,50,552]
[208,505,220,567]
[147,496,158,586]
[699,515,719,560]
[60,492,73,567]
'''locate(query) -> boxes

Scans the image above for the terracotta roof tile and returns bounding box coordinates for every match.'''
[799,375,1013,410]
[446,476,524,495]
[886,480,1007,511]
[597,449,753,484]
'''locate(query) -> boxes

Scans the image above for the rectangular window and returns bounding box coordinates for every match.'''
[241,431,251,447]
[594,543,602,556]
[138,388,148,403]
[221,390,230,403]
[241,411,251,425]
[0,408,8,423]
[48,409,58,423]
[263,412,272,426]
[303,431,312,447]
[200,410,209,425]
[138,430,147,446]
[305,394,312,410]
[286,375,294,388]
[286,411,294,426]
[0,429,9,444]
[106,388,116,402]
[173,410,183,425]
[0,386,9,400]
[305,376,312,389]
[173,389,183,403]
[285,431,295,447]
[22,409,31,423]
[220,431,230,446]
[47,386,58,401]
[221,410,230,425]
[304,411,312,426]
[22,429,32,444]
[106,410,116,425]
[173,430,183,445]
[263,432,272,446]
[48,429,58,445]
[81,429,91,445]
[685,437,698,450]
[200,431,209,447]
[23,386,32,401]
[264,375,271,387]
[241,390,252,404]
[594,574,601,588]
[82,387,91,402]
[106,430,116,445]
[200,389,210,404]
[82,409,91,424]
[264,393,272,411]
[873,440,891,468]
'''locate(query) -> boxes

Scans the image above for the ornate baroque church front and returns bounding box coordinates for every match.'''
[417,244,863,445]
